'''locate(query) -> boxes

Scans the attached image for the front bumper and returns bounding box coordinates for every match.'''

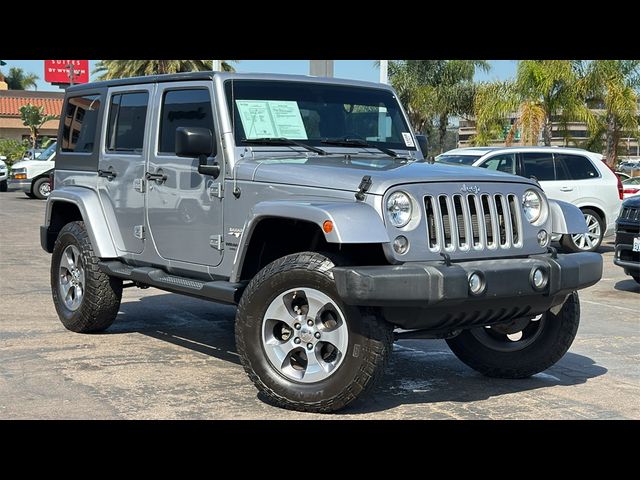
[333,252,602,330]
[614,245,639,275]
[9,179,31,192]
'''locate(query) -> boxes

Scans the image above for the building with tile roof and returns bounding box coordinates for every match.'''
[0,88,64,144]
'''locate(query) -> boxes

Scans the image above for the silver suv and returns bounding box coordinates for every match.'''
[41,72,602,412]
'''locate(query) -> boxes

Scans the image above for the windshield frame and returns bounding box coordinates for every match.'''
[223,79,418,155]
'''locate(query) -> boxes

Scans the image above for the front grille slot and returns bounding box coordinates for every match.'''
[621,206,639,222]
[424,190,523,254]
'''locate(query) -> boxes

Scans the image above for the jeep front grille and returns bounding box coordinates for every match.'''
[424,193,523,252]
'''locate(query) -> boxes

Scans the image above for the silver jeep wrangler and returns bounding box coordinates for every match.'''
[41,72,602,412]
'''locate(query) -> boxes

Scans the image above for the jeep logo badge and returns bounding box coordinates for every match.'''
[461,184,480,194]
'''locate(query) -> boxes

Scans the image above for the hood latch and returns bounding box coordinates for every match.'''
[355,175,372,201]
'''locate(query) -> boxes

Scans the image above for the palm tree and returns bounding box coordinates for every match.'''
[474,60,592,147]
[582,60,640,167]
[94,60,237,80]
[388,60,489,154]
[3,67,39,90]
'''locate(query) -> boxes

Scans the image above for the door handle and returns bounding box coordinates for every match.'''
[145,171,167,184]
[559,186,574,192]
[98,168,117,180]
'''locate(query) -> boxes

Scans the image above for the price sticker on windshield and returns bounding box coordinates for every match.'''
[402,132,415,147]
[633,237,640,252]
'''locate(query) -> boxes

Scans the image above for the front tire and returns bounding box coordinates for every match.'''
[446,292,580,378]
[32,177,51,200]
[560,209,604,253]
[51,221,123,333]
[235,252,393,413]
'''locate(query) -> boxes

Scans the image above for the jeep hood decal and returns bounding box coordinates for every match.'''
[248,157,534,194]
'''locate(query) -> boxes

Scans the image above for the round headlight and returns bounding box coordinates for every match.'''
[386,192,413,228]
[522,189,543,224]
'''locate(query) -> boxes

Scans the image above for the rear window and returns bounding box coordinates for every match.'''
[522,152,555,181]
[435,154,481,165]
[554,153,599,180]
[61,94,101,153]
[106,92,149,153]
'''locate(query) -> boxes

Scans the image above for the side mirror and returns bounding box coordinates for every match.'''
[415,134,429,156]
[175,127,219,178]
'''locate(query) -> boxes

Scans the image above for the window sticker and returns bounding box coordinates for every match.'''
[402,132,415,147]
[236,100,308,139]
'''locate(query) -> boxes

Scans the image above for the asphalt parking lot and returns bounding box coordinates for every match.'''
[1,191,638,419]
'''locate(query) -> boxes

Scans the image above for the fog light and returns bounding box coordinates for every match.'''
[531,267,548,290]
[468,271,485,296]
[393,235,409,255]
[537,229,549,247]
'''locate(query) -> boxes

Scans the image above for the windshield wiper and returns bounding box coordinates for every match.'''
[243,138,328,156]
[321,137,400,158]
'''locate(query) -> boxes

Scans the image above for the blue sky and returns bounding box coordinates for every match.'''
[1,60,518,91]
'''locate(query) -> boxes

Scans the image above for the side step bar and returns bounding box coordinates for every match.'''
[99,260,246,305]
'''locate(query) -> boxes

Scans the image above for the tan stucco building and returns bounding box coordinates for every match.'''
[0,87,64,144]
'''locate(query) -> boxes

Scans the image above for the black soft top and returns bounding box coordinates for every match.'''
[66,71,215,93]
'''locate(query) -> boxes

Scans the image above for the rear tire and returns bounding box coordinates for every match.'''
[235,252,393,413]
[446,292,580,379]
[560,209,604,253]
[51,221,123,333]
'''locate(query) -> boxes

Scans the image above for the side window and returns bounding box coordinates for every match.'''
[62,94,101,152]
[158,89,214,154]
[522,152,555,181]
[106,91,149,153]
[555,153,599,180]
[479,153,516,174]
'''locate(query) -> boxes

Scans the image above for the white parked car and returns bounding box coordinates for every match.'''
[9,142,57,199]
[0,156,8,192]
[436,146,623,252]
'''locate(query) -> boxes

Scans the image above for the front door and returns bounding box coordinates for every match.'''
[146,82,224,267]
[98,86,153,254]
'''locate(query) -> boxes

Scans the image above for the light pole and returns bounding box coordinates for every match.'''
[66,63,76,86]
[379,60,388,84]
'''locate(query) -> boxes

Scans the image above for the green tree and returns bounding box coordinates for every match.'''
[94,60,237,80]
[19,104,58,152]
[2,67,39,90]
[0,139,30,167]
[389,60,489,154]
[583,60,640,167]
[474,60,592,147]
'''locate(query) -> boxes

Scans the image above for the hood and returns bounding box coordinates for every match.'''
[10,160,45,170]
[622,195,640,208]
[245,156,535,195]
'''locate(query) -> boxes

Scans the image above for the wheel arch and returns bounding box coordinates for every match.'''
[42,187,118,257]
[230,200,390,283]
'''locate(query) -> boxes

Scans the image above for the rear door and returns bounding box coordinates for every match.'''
[553,152,600,202]
[520,151,565,200]
[146,82,224,267]
[97,86,153,254]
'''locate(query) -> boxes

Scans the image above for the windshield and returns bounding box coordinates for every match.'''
[435,154,481,165]
[225,80,416,152]
[37,142,57,161]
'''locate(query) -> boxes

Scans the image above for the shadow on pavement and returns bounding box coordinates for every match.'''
[614,278,640,293]
[107,292,608,415]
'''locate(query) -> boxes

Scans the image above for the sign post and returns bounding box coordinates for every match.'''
[44,60,89,88]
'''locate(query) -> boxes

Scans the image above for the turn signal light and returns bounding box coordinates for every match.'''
[322,220,333,233]
[14,173,27,180]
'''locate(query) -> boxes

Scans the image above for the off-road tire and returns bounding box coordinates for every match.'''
[560,208,604,253]
[51,221,123,333]
[32,177,51,200]
[446,291,580,378]
[235,252,393,413]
